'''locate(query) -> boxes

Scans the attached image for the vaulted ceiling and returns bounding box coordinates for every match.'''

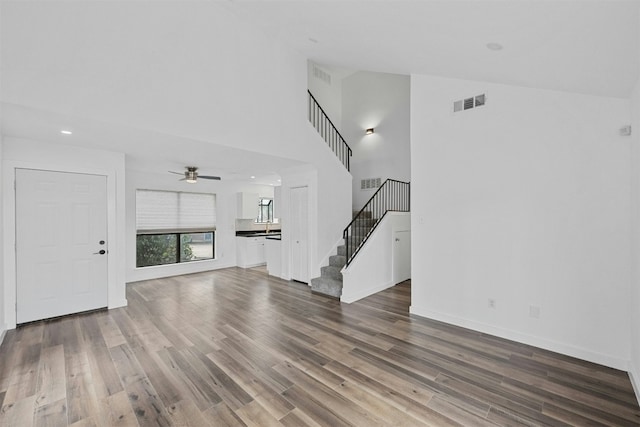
[2,1,638,179]
[227,0,639,98]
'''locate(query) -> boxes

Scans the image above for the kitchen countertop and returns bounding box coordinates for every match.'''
[236,230,281,238]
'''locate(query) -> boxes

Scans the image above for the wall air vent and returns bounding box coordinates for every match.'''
[313,65,332,85]
[361,177,382,190]
[453,93,486,113]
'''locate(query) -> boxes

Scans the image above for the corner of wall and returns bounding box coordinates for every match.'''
[629,362,640,407]
[629,73,640,405]
[0,324,7,347]
[0,123,5,339]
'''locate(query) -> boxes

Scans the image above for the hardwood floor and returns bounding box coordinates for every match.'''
[1,266,639,426]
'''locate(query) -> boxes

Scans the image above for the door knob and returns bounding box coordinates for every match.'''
[99,240,105,245]
[93,249,106,255]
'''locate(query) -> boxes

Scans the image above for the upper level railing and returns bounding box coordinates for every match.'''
[308,90,352,171]
[343,179,410,267]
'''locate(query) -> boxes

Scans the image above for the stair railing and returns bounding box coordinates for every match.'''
[343,179,410,267]
[308,90,352,171]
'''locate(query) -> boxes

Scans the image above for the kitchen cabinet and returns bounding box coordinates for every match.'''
[266,238,282,278]
[236,236,266,268]
[237,192,258,219]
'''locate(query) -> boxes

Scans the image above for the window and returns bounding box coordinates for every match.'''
[257,198,273,223]
[136,190,216,267]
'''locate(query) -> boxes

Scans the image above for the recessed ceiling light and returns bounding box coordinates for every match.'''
[60,130,72,135]
[486,42,503,51]
[277,179,281,182]
[251,176,255,179]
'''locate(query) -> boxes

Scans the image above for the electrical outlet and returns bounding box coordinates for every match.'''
[488,299,496,309]
[529,305,540,319]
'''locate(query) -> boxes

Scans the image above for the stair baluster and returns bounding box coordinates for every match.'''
[311,179,410,299]
[308,90,352,171]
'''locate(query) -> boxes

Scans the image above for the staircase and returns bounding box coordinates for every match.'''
[310,243,347,298]
[307,90,410,299]
[310,180,410,299]
[310,213,373,298]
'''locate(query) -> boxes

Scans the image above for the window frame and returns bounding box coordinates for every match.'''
[135,189,217,268]
[256,198,273,223]
[135,230,215,268]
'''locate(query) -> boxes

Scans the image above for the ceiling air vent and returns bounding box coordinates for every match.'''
[313,65,332,85]
[361,177,382,190]
[453,93,486,113]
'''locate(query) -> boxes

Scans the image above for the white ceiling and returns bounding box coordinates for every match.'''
[1,103,296,185]
[227,0,640,98]
[1,0,639,180]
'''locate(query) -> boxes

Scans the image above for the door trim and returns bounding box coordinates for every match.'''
[3,161,125,330]
[15,169,109,324]
[289,185,309,283]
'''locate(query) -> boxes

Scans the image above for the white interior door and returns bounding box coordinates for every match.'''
[290,186,309,283]
[16,169,108,324]
[393,230,411,284]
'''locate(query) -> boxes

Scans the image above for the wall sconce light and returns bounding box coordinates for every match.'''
[365,128,375,135]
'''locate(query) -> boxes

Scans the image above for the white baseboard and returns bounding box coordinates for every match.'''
[341,280,394,304]
[629,362,640,408]
[0,324,7,347]
[409,305,628,371]
[108,299,128,310]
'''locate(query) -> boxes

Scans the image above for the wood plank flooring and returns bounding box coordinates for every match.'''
[1,266,639,426]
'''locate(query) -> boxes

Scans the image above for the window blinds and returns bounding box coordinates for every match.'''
[136,190,216,233]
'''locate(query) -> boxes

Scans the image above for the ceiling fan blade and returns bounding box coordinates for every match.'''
[168,171,184,175]
[199,175,222,180]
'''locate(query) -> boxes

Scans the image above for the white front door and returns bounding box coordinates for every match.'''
[290,186,309,283]
[16,169,108,324]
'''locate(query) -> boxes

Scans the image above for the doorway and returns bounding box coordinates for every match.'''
[290,186,309,283]
[15,169,109,324]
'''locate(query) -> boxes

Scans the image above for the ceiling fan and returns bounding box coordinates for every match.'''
[168,166,221,183]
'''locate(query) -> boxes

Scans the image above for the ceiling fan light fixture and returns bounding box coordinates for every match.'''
[169,166,221,182]
[185,170,198,183]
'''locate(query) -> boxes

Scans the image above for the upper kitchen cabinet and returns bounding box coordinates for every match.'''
[237,192,259,219]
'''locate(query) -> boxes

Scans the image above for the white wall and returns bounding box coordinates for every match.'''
[342,71,411,210]
[1,2,352,298]
[279,130,352,282]
[1,3,326,166]
[126,169,274,282]
[411,74,632,369]
[307,61,343,130]
[2,137,127,329]
[0,0,4,345]
[342,212,410,303]
[0,130,5,344]
[628,8,640,403]
[630,76,640,398]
